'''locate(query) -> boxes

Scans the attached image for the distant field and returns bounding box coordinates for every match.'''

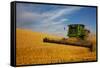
[16,28,96,65]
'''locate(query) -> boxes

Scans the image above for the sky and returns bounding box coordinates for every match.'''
[16,3,97,37]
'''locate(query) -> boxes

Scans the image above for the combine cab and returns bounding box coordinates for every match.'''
[68,24,85,39]
[68,24,90,39]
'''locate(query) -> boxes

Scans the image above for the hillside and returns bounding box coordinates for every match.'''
[16,28,96,65]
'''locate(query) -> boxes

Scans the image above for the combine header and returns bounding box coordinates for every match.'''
[43,24,93,51]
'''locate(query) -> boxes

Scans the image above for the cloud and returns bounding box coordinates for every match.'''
[16,3,82,37]
[45,7,82,21]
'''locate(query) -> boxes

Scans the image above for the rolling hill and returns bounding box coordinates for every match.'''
[16,28,96,65]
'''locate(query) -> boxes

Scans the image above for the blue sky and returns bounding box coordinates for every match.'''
[16,3,97,37]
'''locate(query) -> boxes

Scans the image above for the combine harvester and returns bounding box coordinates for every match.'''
[43,24,93,51]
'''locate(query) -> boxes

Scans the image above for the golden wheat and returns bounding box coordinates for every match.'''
[16,28,96,65]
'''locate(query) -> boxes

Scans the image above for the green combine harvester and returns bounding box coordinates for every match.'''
[43,24,92,51]
[68,24,90,39]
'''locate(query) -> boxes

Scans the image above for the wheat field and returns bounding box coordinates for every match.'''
[16,28,96,65]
